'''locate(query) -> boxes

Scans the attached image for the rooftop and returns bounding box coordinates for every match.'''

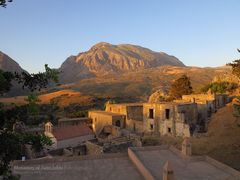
[58,117,89,122]
[89,110,125,116]
[107,103,143,106]
[52,123,94,141]
[12,146,240,180]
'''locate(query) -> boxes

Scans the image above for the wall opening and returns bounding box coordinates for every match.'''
[168,127,171,133]
[115,120,121,127]
[150,124,153,130]
[149,109,154,119]
[165,109,170,119]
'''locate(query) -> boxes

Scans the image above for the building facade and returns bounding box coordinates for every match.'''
[44,122,95,149]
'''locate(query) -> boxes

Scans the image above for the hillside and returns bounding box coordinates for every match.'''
[0,51,29,96]
[0,89,94,108]
[0,51,25,73]
[58,65,230,101]
[59,42,185,83]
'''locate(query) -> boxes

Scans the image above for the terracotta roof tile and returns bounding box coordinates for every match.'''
[53,123,94,141]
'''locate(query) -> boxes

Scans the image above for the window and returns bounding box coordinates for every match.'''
[168,127,171,133]
[149,109,154,119]
[150,124,153,130]
[95,118,97,123]
[110,107,112,111]
[165,109,170,119]
[115,120,121,127]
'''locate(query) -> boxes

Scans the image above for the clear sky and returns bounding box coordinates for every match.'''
[0,0,239,73]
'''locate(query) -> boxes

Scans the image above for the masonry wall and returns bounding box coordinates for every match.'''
[57,134,95,149]
[88,111,125,136]
[143,103,197,137]
[106,104,143,132]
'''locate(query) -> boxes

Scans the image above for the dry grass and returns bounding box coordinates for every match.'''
[0,89,93,108]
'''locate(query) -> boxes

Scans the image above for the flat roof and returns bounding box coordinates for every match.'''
[13,154,143,180]
[107,103,143,106]
[133,147,237,180]
[89,110,125,116]
[58,117,89,122]
[12,146,240,180]
[144,101,195,105]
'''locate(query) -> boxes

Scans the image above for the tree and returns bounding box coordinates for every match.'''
[0,70,14,95]
[227,49,240,79]
[201,81,238,94]
[0,0,12,7]
[0,65,58,179]
[169,74,193,100]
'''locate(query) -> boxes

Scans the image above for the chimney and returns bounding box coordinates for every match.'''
[182,137,192,156]
[45,122,53,133]
[163,160,175,180]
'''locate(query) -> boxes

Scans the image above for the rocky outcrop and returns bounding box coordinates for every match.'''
[148,88,169,103]
[59,42,185,83]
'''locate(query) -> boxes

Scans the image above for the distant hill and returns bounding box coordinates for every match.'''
[0,51,25,73]
[59,42,185,83]
[0,51,29,96]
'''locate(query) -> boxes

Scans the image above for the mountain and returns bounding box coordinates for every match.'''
[0,51,28,96]
[0,51,25,73]
[59,42,185,83]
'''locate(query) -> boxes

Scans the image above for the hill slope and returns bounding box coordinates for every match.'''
[58,65,230,101]
[0,51,25,73]
[59,42,185,83]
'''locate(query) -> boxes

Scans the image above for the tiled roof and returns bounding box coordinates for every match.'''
[52,123,94,141]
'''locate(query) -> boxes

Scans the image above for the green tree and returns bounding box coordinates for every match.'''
[169,74,193,100]
[0,0,12,8]
[0,65,58,179]
[0,70,14,95]
[227,49,240,79]
[25,94,40,116]
[201,81,238,94]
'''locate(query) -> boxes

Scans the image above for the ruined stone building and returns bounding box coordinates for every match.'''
[179,93,229,131]
[89,102,198,137]
[143,102,198,137]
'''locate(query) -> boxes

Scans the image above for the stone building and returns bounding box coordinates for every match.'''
[143,102,198,137]
[88,111,125,136]
[89,102,198,137]
[181,93,229,131]
[44,122,95,149]
[58,117,90,127]
[105,103,144,133]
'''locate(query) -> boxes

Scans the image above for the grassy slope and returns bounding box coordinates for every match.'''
[0,89,93,108]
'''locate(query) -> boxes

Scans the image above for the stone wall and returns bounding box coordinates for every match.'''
[86,141,103,155]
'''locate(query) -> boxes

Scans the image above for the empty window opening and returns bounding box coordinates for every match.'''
[165,109,170,119]
[168,127,171,133]
[149,109,154,119]
[150,124,154,130]
[115,120,121,127]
